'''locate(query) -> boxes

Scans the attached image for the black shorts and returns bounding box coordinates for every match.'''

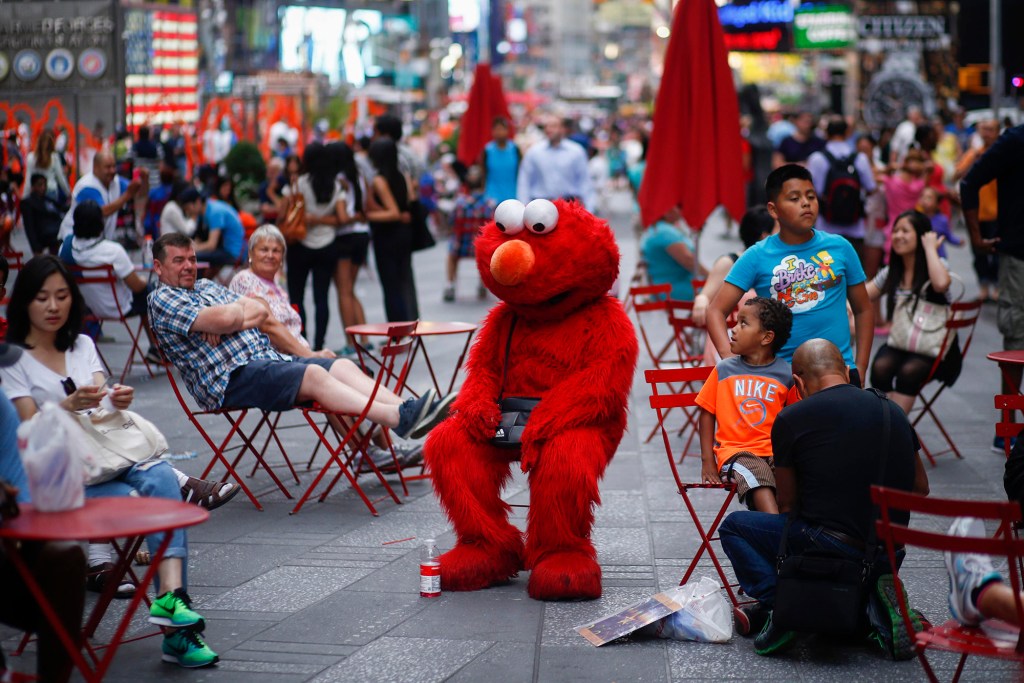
[335,233,370,266]
[222,357,336,411]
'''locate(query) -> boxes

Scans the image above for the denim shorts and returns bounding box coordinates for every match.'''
[222,357,336,411]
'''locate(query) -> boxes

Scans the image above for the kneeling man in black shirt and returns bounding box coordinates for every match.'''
[719,338,929,655]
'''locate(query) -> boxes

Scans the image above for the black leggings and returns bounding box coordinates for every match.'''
[286,241,335,350]
[870,344,936,395]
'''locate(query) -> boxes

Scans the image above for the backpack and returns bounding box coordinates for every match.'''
[277,181,306,244]
[820,150,864,226]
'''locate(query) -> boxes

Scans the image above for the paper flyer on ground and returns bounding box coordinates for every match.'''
[575,586,688,646]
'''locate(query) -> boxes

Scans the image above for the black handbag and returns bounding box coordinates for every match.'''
[491,315,540,449]
[409,199,436,252]
[772,389,891,636]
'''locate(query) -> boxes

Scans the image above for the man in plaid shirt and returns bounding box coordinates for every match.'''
[148,233,453,439]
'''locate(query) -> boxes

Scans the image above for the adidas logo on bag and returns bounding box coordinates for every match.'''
[495,428,506,438]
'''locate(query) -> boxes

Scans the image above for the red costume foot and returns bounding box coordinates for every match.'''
[439,539,524,591]
[527,550,602,601]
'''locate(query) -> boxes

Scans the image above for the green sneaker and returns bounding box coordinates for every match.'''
[753,612,796,656]
[149,588,204,630]
[161,629,219,668]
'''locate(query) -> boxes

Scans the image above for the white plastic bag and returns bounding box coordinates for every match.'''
[639,576,733,643]
[17,402,97,511]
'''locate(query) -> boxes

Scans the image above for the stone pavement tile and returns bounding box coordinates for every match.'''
[344,551,435,594]
[593,526,652,565]
[200,566,374,613]
[538,643,667,682]
[542,587,655,647]
[668,640,799,680]
[650,521,704,560]
[189,542,305,588]
[446,642,537,683]
[332,511,452,547]
[602,451,646,490]
[91,617,279,682]
[594,489,648,528]
[388,589,543,642]
[257,590,425,646]
[309,636,491,683]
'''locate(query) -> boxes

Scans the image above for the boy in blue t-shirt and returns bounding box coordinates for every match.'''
[707,164,873,386]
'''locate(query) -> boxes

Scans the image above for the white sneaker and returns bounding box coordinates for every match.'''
[944,517,1003,626]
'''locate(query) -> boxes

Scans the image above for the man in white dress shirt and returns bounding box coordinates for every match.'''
[517,115,594,212]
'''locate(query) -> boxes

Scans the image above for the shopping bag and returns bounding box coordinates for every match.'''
[638,576,733,643]
[17,402,97,511]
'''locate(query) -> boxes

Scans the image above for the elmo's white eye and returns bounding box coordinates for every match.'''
[494,200,525,235]
[523,199,558,234]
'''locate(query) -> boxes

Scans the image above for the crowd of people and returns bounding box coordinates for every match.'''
[0,101,1023,678]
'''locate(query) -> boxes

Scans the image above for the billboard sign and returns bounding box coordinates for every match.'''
[0,0,117,90]
[794,5,855,50]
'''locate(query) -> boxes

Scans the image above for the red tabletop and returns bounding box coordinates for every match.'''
[987,350,1024,366]
[0,497,208,542]
[347,321,477,337]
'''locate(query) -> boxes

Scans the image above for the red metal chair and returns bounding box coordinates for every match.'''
[66,264,155,383]
[995,395,1024,458]
[871,486,1024,682]
[646,366,756,627]
[293,322,419,516]
[164,362,298,511]
[622,259,649,315]
[909,298,984,465]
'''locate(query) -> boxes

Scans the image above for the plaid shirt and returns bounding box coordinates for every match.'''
[148,279,286,410]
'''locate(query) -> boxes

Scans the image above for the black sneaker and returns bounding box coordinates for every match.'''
[409,392,457,439]
[735,603,770,637]
[753,612,796,656]
[393,390,434,439]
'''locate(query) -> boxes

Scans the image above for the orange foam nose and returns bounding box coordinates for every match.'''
[490,240,535,286]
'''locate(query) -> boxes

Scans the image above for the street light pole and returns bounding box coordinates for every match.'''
[991,0,1001,120]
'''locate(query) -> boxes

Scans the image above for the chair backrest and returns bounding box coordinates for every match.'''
[65,263,130,321]
[646,365,714,491]
[923,297,984,387]
[995,394,1024,457]
[871,485,1024,651]
[373,321,418,401]
[629,283,672,366]
[664,299,706,366]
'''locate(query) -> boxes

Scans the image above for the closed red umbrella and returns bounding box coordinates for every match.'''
[456,63,513,167]
[638,0,745,230]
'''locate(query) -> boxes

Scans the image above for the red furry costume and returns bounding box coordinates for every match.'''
[424,199,638,600]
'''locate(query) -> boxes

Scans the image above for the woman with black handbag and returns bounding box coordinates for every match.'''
[365,138,420,322]
[867,209,955,414]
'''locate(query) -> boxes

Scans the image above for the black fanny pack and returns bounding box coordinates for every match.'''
[493,396,541,448]
[491,315,540,449]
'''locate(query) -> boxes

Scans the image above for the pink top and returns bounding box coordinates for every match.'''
[228,269,309,349]
[882,174,927,256]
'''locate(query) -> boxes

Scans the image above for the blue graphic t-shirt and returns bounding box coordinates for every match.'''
[725,230,865,364]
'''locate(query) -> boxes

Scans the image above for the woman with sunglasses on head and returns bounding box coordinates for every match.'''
[0,255,220,668]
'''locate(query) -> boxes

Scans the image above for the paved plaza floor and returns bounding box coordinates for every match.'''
[2,192,1020,681]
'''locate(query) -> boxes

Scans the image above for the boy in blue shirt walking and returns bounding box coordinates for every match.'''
[706,165,873,385]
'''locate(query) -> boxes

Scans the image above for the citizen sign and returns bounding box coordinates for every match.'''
[857,15,945,40]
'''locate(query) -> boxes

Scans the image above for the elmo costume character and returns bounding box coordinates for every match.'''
[424,198,638,600]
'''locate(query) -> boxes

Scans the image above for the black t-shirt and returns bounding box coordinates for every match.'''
[778,135,825,163]
[772,384,918,541]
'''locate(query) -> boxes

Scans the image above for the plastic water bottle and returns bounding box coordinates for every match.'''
[420,538,441,598]
[142,235,154,269]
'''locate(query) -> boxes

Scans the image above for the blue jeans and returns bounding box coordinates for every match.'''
[0,395,29,503]
[719,511,866,608]
[85,461,188,592]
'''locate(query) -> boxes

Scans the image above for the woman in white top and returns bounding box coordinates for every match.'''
[866,209,953,413]
[22,129,70,204]
[282,142,349,351]
[327,141,371,355]
[159,184,201,237]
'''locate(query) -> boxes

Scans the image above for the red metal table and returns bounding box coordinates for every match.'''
[346,320,477,396]
[987,350,1024,394]
[0,497,208,682]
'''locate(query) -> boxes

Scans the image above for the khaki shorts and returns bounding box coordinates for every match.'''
[720,452,775,509]
[999,254,1024,349]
